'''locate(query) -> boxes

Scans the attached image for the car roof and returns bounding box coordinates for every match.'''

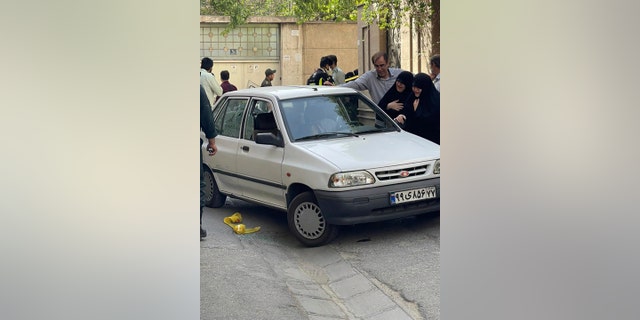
[223,85,360,100]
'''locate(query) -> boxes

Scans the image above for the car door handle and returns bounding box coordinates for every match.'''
[241,146,250,152]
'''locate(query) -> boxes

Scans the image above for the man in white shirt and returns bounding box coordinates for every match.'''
[200,57,222,108]
[430,54,440,92]
[327,54,345,85]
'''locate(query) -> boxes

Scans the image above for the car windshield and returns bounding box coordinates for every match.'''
[279,94,399,142]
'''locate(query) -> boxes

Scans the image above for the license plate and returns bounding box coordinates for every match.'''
[390,187,437,205]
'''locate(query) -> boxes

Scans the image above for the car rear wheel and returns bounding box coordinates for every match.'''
[287,192,338,247]
[203,166,226,208]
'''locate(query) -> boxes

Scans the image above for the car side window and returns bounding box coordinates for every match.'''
[215,98,248,138]
[243,99,274,141]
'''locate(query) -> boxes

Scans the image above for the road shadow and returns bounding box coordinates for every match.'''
[334,211,440,245]
[213,198,439,248]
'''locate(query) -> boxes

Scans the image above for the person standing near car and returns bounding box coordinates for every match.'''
[261,68,276,87]
[378,71,414,119]
[326,54,345,85]
[307,56,334,85]
[218,70,237,101]
[200,57,223,108]
[200,85,218,240]
[394,73,440,144]
[339,51,406,105]
[429,54,440,92]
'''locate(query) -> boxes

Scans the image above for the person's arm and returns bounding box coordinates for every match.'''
[208,74,223,97]
[206,138,217,155]
[394,114,407,124]
[386,100,404,112]
[339,71,370,91]
[200,86,218,155]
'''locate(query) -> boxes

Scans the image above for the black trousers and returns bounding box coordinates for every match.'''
[200,140,205,226]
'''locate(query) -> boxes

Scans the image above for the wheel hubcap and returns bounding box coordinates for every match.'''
[294,202,325,239]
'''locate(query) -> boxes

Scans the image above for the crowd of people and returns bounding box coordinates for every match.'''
[200,51,441,145]
[338,51,441,145]
[200,57,239,107]
[301,52,440,145]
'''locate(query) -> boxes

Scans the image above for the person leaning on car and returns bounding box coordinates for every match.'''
[200,85,218,240]
[339,51,406,105]
[394,73,440,144]
[378,71,414,120]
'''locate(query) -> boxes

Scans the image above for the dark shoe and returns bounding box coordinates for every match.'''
[200,227,207,241]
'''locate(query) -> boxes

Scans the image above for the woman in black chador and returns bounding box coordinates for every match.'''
[378,71,414,119]
[394,72,440,144]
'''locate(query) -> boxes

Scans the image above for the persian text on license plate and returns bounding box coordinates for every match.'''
[390,187,437,205]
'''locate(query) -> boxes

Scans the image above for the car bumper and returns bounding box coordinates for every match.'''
[314,178,440,225]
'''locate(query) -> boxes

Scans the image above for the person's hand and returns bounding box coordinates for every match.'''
[206,139,217,156]
[323,81,334,86]
[394,114,406,124]
[387,100,404,111]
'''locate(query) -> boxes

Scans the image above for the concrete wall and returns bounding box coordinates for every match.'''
[356,5,387,74]
[201,10,436,90]
[301,22,359,82]
[200,17,357,88]
[355,4,436,75]
[280,23,304,85]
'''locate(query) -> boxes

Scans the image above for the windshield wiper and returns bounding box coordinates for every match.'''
[295,132,359,141]
[355,127,397,134]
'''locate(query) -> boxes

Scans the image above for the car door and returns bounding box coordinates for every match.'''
[210,97,249,197]
[236,98,286,209]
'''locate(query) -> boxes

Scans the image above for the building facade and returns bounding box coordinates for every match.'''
[200,16,358,89]
[201,7,437,89]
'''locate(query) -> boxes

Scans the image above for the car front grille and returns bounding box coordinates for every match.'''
[375,164,430,181]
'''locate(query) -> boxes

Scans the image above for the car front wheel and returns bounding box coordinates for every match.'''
[203,166,227,208]
[287,192,338,247]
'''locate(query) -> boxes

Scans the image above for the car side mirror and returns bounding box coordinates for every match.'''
[255,132,284,147]
[253,112,283,147]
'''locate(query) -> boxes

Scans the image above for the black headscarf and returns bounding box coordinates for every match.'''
[396,71,414,88]
[412,73,432,91]
[402,72,440,144]
[378,71,414,118]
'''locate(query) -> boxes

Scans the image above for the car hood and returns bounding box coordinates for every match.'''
[299,131,439,171]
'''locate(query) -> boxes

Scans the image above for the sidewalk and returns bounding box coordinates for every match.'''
[200,210,305,320]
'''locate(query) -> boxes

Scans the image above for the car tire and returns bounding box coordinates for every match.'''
[203,166,227,208]
[287,192,339,247]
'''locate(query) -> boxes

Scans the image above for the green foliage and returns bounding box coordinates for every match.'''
[202,0,358,30]
[201,0,437,33]
[201,0,295,33]
[357,0,436,30]
[292,0,359,22]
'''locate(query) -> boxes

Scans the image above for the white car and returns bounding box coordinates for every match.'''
[202,86,440,246]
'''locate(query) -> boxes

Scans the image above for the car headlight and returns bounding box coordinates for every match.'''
[329,171,375,188]
[433,160,440,174]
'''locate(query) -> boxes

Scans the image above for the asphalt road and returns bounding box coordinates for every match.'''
[201,198,440,320]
